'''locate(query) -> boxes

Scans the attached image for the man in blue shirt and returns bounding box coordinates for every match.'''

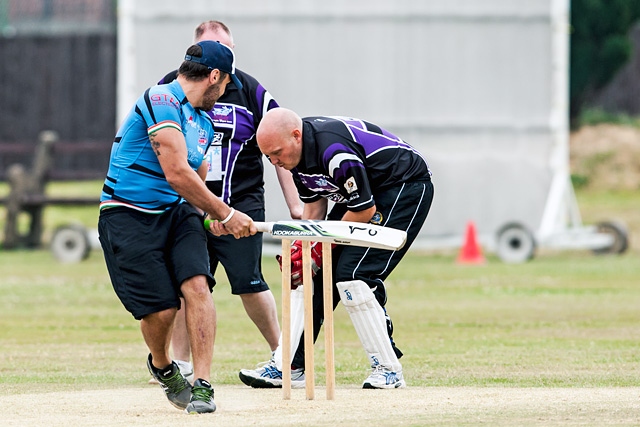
[99,41,255,414]
[154,22,302,385]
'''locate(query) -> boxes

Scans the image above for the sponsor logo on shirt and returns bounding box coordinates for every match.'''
[213,105,234,125]
[344,176,358,194]
[150,94,179,108]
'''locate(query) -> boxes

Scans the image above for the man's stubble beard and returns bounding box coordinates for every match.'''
[200,82,224,111]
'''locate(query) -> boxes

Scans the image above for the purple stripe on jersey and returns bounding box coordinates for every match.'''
[349,127,403,157]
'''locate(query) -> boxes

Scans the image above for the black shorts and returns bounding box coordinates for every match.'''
[207,208,269,295]
[329,179,434,304]
[98,204,214,320]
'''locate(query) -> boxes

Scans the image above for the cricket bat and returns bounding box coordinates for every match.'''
[255,220,407,251]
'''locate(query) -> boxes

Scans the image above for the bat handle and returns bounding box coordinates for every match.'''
[254,221,273,233]
[205,218,273,234]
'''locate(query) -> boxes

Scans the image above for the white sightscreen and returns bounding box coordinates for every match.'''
[118,0,568,249]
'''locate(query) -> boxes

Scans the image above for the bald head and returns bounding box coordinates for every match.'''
[257,108,303,170]
[194,20,234,48]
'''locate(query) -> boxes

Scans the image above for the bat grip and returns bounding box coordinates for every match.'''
[205,218,272,234]
[254,221,272,233]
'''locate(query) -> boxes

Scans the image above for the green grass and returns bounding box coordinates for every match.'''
[0,182,639,396]
[1,249,640,395]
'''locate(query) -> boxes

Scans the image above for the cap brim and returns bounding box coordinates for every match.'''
[230,74,243,90]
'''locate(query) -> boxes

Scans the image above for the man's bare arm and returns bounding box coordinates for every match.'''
[275,165,303,219]
[151,128,255,238]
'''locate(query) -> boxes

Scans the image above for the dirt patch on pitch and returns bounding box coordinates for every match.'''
[1,385,639,426]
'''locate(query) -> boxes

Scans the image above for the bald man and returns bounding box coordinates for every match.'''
[240,107,434,389]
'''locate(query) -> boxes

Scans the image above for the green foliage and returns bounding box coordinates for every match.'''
[570,0,640,122]
[578,107,640,127]
[570,173,589,189]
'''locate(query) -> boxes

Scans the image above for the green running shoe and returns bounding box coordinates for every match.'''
[147,354,192,409]
[186,378,216,414]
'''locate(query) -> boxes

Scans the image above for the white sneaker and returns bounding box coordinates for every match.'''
[362,365,406,389]
[148,359,194,385]
[238,359,305,389]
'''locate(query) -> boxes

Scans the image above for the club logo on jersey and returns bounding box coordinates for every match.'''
[370,211,383,225]
[344,176,358,194]
[213,105,234,125]
[198,128,207,146]
[213,132,224,144]
[299,173,346,202]
[315,178,329,187]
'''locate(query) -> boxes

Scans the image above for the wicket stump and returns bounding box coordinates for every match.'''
[281,239,335,400]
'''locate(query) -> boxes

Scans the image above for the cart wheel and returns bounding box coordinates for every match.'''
[51,224,91,263]
[592,220,629,255]
[496,222,536,263]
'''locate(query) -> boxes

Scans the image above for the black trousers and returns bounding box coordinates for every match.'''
[292,180,434,368]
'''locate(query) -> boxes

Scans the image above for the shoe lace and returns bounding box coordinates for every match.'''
[161,370,190,393]
[371,364,386,375]
[191,384,214,402]
[255,358,276,369]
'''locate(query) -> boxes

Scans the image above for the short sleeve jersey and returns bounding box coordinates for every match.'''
[293,116,431,211]
[159,68,279,212]
[99,80,213,213]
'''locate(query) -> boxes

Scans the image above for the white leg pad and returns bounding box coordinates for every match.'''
[337,280,401,372]
[274,285,305,370]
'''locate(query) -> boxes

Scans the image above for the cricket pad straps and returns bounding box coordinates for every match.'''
[337,280,401,372]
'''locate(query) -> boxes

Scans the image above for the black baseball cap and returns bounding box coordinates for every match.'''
[184,40,242,90]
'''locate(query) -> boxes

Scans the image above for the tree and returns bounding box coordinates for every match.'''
[570,0,640,124]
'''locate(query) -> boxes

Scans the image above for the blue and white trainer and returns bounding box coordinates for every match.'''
[239,359,305,389]
[362,365,406,389]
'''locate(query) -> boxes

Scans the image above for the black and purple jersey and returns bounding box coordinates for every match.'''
[293,116,431,211]
[159,68,279,212]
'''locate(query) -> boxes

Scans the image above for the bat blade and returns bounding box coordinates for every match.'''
[256,220,407,251]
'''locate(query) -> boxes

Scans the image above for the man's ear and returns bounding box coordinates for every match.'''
[209,69,220,84]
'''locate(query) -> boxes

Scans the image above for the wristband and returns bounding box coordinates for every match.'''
[220,208,235,224]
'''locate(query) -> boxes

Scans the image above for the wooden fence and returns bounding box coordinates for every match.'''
[0,33,116,180]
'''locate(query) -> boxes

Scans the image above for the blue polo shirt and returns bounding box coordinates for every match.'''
[100,81,214,213]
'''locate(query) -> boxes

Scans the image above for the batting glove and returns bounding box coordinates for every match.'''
[276,240,324,288]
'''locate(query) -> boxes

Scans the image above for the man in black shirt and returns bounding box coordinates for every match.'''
[240,107,434,389]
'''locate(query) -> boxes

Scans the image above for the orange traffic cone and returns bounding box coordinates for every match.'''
[457,221,485,264]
